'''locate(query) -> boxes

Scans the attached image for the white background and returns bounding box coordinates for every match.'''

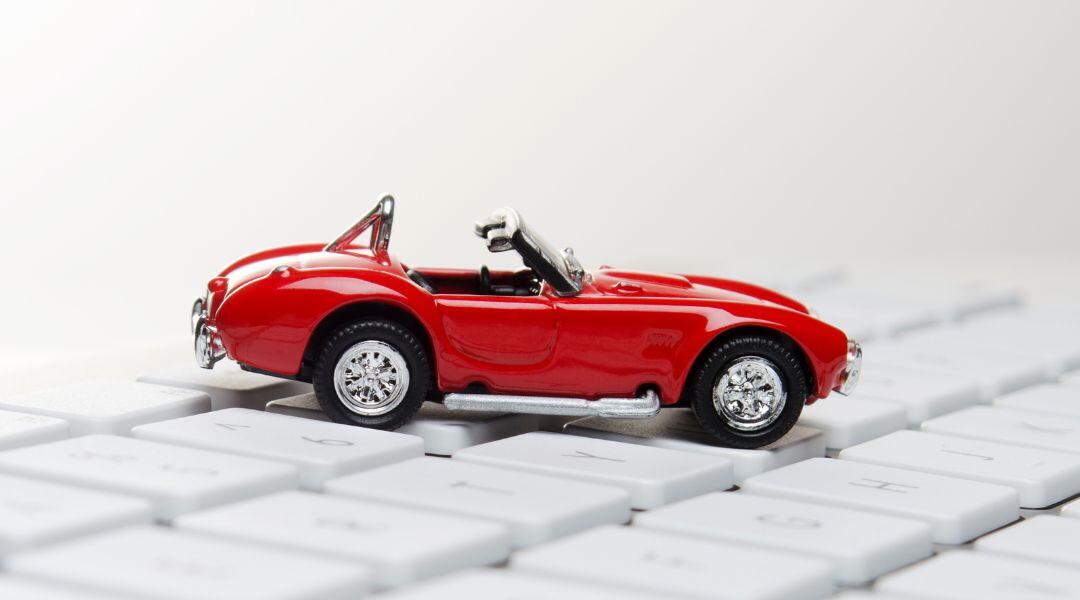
[1,0,1078,363]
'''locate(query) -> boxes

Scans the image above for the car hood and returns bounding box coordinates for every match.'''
[590,269,810,313]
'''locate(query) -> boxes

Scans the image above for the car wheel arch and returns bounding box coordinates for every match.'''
[300,300,436,384]
[678,324,814,406]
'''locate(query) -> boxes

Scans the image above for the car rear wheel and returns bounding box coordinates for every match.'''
[689,335,808,449]
[312,319,431,430]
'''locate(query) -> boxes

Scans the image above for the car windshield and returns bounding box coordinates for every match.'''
[477,208,585,296]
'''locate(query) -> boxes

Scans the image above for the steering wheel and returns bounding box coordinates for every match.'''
[479,265,492,294]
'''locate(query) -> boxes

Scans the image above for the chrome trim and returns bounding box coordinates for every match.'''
[324,194,395,259]
[713,356,787,432]
[444,389,660,419]
[190,297,204,335]
[332,340,411,417]
[194,319,225,369]
[835,340,862,396]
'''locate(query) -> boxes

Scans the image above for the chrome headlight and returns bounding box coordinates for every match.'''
[834,340,862,395]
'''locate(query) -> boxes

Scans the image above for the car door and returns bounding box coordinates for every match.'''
[433,293,558,393]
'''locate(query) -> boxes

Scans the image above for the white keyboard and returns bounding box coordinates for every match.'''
[2,267,1080,599]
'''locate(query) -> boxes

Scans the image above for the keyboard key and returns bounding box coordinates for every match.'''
[6,525,372,600]
[876,550,1080,600]
[868,340,1049,401]
[132,408,423,490]
[564,409,824,484]
[0,577,117,600]
[176,490,509,588]
[1060,496,1080,519]
[379,569,672,600]
[325,456,630,548]
[1063,370,1080,386]
[839,430,1080,508]
[976,515,1080,568]
[955,314,1080,376]
[634,492,932,585]
[512,524,834,600]
[0,473,151,555]
[0,435,297,520]
[0,409,67,450]
[138,360,311,411]
[796,395,906,450]
[799,287,941,339]
[740,457,1019,544]
[849,364,980,425]
[453,432,732,509]
[0,381,209,435]
[922,406,1080,455]
[995,383,1080,418]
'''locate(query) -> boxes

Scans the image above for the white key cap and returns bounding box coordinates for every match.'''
[0,473,151,555]
[995,383,1080,418]
[0,381,209,435]
[634,492,931,585]
[6,525,372,600]
[379,569,671,600]
[176,490,508,588]
[0,578,117,600]
[800,287,941,339]
[1060,496,1080,519]
[0,435,297,520]
[955,315,1080,376]
[512,525,834,600]
[1063,370,1080,386]
[876,550,1080,600]
[138,360,311,411]
[922,406,1080,454]
[325,456,630,548]
[839,430,1080,508]
[740,457,1018,544]
[855,363,980,424]
[268,395,542,456]
[0,410,67,450]
[132,408,423,490]
[976,515,1080,568]
[564,410,824,484]
[797,395,906,450]
[453,432,732,509]
[868,340,1049,401]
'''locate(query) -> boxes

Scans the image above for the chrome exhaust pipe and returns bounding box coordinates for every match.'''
[443,389,660,419]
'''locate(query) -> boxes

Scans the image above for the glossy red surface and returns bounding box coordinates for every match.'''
[206,245,850,406]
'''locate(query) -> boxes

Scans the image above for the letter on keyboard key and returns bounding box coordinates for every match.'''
[379,568,677,600]
[0,410,68,450]
[138,361,311,411]
[0,435,297,520]
[0,381,209,435]
[876,550,1080,600]
[452,432,733,509]
[132,408,424,490]
[853,364,979,425]
[994,383,1080,418]
[922,406,1080,454]
[324,456,630,548]
[796,395,907,449]
[975,515,1080,568]
[634,492,932,585]
[0,473,151,555]
[740,458,1018,544]
[6,525,372,600]
[175,490,510,588]
[839,430,1080,508]
[512,525,834,600]
[564,409,824,484]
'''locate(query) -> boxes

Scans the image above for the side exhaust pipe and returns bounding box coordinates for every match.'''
[443,389,660,419]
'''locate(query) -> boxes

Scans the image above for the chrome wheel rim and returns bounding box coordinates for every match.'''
[713,356,787,432]
[333,341,410,417]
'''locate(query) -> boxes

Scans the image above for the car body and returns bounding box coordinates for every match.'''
[193,196,860,447]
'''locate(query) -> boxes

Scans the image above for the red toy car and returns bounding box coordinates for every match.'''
[193,196,860,448]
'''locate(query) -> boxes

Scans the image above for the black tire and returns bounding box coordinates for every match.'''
[312,319,431,430]
[689,335,808,449]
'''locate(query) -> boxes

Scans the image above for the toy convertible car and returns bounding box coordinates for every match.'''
[193,195,860,448]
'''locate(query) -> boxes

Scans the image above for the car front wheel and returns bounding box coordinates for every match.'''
[689,335,808,449]
[312,319,431,430]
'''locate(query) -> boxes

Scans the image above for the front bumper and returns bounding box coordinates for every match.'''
[192,297,225,369]
[833,340,862,396]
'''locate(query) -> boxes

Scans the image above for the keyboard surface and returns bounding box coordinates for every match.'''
[2,266,1080,599]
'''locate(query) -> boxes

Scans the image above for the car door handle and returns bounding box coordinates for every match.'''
[614,281,643,294]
